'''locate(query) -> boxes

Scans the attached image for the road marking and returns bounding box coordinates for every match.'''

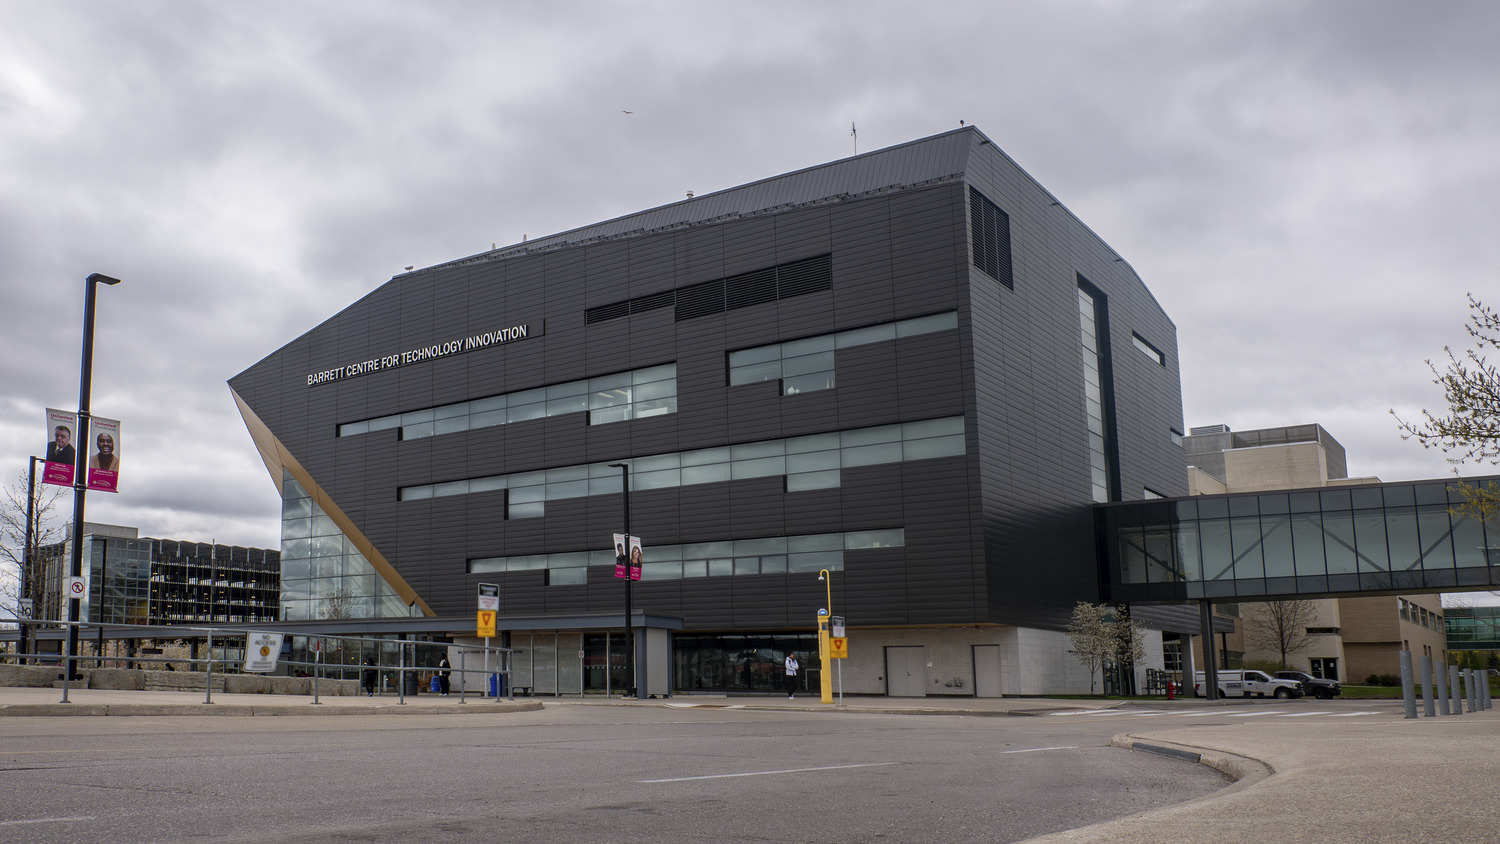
[1277,711,1333,717]
[1330,711,1383,717]
[1224,711,1277,717]
[0,816,95,827]
[1050,709,1116,716]
[1001,746,1079,754]
[641,762,896,783]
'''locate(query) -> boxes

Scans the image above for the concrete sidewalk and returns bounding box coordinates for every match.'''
[1,686,1494,843]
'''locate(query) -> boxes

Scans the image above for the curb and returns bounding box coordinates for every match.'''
[0,700,544,717]
[1111,734,1273,786]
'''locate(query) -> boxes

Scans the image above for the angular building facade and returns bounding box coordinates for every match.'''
[230,127,1190,696]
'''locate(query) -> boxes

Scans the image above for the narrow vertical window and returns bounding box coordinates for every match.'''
[1078,280,1119,503]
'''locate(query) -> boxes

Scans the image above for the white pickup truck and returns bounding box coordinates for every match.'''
[1193,669,1304,699]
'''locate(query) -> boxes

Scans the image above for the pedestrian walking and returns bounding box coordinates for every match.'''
[362,657,377,696]
[784,652,800,699]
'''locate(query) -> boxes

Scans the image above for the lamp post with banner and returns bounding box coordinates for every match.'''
[61,272,121,680]
[608,462,640,698]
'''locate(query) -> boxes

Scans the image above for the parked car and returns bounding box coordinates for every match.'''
[1194,669,1304,699]
[1274,670,1341,699]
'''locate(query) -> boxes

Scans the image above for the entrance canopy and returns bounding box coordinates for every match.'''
[1096,477,1500,604]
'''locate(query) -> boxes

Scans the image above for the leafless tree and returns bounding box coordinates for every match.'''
[1,470,68,621]
[1241,600,1318,669]
[320,586,357,620]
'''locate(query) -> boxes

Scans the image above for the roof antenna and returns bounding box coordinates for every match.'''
[851,122,858,155]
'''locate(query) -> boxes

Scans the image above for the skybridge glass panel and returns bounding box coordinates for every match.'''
[1098,477,1500,602]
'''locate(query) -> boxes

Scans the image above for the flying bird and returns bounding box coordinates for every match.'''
[622,110,634,114]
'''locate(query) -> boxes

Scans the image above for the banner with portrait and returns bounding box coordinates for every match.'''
[43,408,78,487]
[87,416,121,493]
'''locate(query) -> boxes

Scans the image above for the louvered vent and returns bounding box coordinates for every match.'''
[775,254,833,298]
[674,279,726,320]
[724,267,777,310]
[969,187,1014,290]
[585,253,833,325]
[630,290,675,314]
[585,301,631,324]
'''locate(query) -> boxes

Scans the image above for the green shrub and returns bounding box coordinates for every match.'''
[1365,673,1401,686]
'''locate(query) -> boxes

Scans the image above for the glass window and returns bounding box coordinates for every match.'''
[682,463,732,485]
[845,529,903,549]
[549,568,587,586]
[787,470,839,491]
[782,372,834,394]
[837,323,896,348]
[899,311,959,336]
[781,335,835,357]
[508,501,544,519]
[842,442,902,467]
[787,450,839,472]
[730,360,782,385]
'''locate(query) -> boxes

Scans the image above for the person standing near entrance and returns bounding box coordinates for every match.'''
[784,652,800,699]
[438,656,451,695]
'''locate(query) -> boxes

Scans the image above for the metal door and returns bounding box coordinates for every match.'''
[885,646,927,697]
[972,644,1002,697]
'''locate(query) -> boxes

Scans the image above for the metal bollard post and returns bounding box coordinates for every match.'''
[205,628,214,705]
[1419,655,1435,718]
[1450,665,1463,715]
[459,648,466,704]
[61,651,73,704]
[1398,650,1417,719]
[1467,669,1478,714]
[1436,658,1450,717]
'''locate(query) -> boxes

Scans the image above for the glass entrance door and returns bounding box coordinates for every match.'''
[583,633,628,694]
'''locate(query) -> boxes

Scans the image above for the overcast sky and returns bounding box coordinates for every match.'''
[3,3,1498,595]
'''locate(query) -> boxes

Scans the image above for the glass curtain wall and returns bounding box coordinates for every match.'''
[281,471,410,620]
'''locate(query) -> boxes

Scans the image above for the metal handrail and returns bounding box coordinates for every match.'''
[0,615,512,706]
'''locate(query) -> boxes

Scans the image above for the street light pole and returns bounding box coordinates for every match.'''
[609,462,635,698]
[64,272,121,678]
[20,455,41,664]
[817,569,833,704]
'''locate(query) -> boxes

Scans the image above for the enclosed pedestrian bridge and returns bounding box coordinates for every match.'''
[1096,476,1500,604]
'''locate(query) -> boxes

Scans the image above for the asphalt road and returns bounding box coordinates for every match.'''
[0,704,1239,844]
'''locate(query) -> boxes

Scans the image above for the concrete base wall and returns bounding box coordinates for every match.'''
[0,665,361,696]
[829,626,1119,697]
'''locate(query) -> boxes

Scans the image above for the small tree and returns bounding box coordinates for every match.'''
[1067,602,1113,695]
[1241,600,1318,668]
[1394,294,1500,519]
[1068,602,1148,696]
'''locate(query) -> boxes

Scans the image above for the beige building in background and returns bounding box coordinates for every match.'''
[1183,424,1447,683]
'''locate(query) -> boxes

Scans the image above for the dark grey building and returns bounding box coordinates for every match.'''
[230,126,1188,696]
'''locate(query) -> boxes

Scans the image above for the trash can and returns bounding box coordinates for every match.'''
[489,673,506,697]
[402,673,420,696]
[430,676,441,693]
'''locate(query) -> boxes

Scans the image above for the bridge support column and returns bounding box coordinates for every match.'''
[1199,600,1218,701]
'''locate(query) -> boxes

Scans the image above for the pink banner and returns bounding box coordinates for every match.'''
[43,409,78,488]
